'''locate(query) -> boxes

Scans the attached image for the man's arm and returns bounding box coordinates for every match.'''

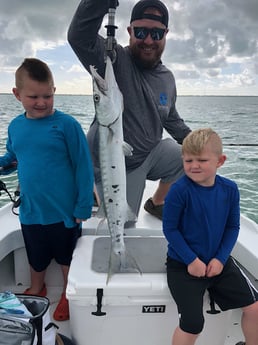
[165,104,191,144]
[68,0,110,76]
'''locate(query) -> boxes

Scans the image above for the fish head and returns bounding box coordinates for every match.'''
[90,56,123,127]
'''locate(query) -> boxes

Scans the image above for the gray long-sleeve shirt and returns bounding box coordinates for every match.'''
[68,0,191,172]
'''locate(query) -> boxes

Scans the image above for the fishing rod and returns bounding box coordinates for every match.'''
[225,144,258,147]
[105,0,119,63]
[0,164,20,214]
[0,180,20,215]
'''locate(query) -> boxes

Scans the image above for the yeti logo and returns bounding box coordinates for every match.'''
[142,305,166,313]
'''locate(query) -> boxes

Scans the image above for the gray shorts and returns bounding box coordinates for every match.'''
[96,138,183,216]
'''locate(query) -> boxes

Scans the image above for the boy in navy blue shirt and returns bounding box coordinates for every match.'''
[163,128,258,345]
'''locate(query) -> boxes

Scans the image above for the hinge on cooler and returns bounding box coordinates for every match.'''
[206,293,221,314]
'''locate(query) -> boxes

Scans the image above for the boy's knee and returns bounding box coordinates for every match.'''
[180,315,205,334]
[242,300,258,317]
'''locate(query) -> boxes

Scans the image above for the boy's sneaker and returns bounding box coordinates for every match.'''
[235,342,245,345]
[144,198,163,220]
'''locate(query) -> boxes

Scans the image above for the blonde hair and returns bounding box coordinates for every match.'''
[182,128,223,156]
[15,58,54,89]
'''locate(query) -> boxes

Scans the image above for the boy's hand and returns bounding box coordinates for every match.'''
[0,161,17,175]
[206,258,223,277]
[188,258,207,277]
[75,218,86,223]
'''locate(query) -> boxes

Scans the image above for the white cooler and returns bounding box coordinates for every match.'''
[67,236,231,345]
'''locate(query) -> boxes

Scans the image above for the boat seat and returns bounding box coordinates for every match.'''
[0,203,23,261]
[232,214,258,280]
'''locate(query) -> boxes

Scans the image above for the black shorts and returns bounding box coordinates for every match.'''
[21,222,81,272]
[166,256,258,334]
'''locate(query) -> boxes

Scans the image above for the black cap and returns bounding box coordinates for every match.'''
[130,0,169,28]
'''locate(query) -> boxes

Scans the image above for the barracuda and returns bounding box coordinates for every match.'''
[90,57,140,280]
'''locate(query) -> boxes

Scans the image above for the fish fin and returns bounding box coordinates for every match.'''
[92,218,106,236]
[106,249,142,284]
[94,203,107,235]
[95,202,106,218]
[107,126,115,144]
[123,141,133,156]
[125,203,138,223]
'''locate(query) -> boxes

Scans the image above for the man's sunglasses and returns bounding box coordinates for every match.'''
[133,27,166,41]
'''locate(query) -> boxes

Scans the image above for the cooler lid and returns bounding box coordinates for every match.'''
[67,236,169,297]
[92,237,167,273]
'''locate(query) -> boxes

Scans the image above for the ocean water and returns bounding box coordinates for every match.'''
[0,94,257,224]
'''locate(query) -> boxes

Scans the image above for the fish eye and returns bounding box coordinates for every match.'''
[93,93,100,103]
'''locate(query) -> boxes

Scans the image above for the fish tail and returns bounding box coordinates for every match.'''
[106,249,142,284]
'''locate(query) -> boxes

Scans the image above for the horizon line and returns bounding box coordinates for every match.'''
[1,92,257,97]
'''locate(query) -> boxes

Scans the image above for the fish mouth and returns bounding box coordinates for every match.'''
[94,76,108,95]
[90,65,108,95]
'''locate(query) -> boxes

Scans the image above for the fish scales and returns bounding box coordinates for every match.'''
[90,56,140,280]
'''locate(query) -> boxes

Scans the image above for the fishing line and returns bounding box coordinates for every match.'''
[225,144,258,147]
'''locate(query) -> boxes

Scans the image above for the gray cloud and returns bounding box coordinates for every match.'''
[0,0,77,67]
[165,0,258,64]
[1,0,258,94]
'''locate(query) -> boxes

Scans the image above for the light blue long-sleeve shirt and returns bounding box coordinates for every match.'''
[0,110,94,227]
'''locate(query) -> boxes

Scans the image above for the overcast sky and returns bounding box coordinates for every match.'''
[1,0,258,95]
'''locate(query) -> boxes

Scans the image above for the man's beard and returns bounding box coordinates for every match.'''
[130,42,164,69]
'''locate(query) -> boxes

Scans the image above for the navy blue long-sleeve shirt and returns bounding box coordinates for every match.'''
[163,175,240,265]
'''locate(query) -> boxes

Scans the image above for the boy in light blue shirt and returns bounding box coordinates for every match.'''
[0,58,94,321]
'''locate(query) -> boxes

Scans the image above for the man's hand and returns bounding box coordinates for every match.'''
[109,0,119,8]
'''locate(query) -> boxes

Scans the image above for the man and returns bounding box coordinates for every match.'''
[68,0,191,220]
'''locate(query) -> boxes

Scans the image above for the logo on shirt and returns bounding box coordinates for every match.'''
[159,93,167,106]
